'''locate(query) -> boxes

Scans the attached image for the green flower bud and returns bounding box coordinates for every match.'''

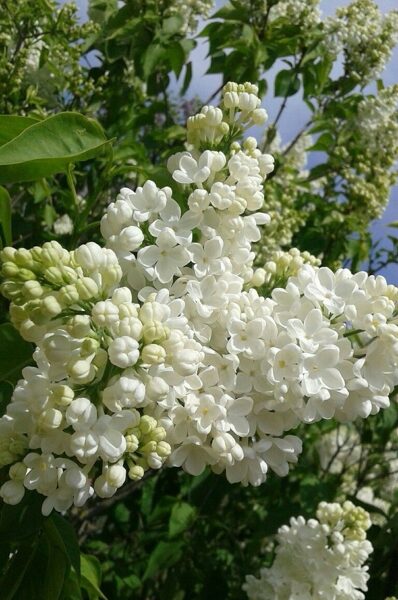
[151,427,167,442]
[81,337,100,357]
[140,440,157,454]
[2,262,19,278]
[19,268,37,281]
[142,321,169,344]
[0,247,16,262]
[128,465,145,481]
[9,462,27,481]
[14,248,34,269]
[44,267,65,286]
[141,343,166,365]
[51,384,74,407]
[125,434,139,453]
[139,415,157,435]
[67,358,95,384]
[1,281,23,301]
[156,441,171,458]
[42,241,70,266]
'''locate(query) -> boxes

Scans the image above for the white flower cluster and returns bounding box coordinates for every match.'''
[269,0,320,29]
[356,85,398,162]
[325,0,398,82]
[243,500,373,600]
[165,0,214,33]
[1,81,398,514]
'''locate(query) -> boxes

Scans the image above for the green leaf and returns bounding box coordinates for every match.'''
[0,380,13,416]
[0,116,39,147]
[60,568,83,600]
[168,502,196,538]
[143,541,184,581]
[0,323,33,384]
[0,113,111,184]
[213,2,249,21]
[142,44,165,79]
[42,519,70,600]
[88,0,118,24]
[0,492,43,543]
[162,15,184,35]
[274,69,300,97]
[81,554,108,600]
[51,513,81,580]
[168,42,186,78]
[307,163,330,181]
[0,542,38,600]
[0,186,12,247]
[181,61,192,95]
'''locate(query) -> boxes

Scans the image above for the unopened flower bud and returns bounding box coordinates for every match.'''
[141,343,166,365]
[128,465,145,481]
[75,277,99,300]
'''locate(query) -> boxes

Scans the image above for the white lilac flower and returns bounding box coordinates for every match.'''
[243,501,373,600]
[1,81,398,515]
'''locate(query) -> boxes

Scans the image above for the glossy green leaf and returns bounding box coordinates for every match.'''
[0,186,12,246]
[274,69,300,97]
[0,323,33,384]
[0,115,39,147]
[0,113,111,184]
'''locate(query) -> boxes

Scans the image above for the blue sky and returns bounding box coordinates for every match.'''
[71,0,397,282]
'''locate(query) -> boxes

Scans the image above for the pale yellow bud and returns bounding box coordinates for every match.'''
[156,441,171,457]
[125,434,139,453]
[140,440,157,454]
[0,247,16,262]
[18,268,37,282]
[2,262,19,278]
[141,343,166,365]
[142,321,169,344]
[51,384,74,407]
[44,267,65,286]
[67,315,92,338]
[81,337,100,357]
[68,358,95,384]
[75,277,99,300]
[140,415,157,435]
[14,248,35,269]
[59,284,80,305]
[9,462,27,481]
[128,465,145,481]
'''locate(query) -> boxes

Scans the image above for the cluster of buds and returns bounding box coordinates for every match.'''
[258,247,321,289]
[0,241,121,343]
[187,82,268,148]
